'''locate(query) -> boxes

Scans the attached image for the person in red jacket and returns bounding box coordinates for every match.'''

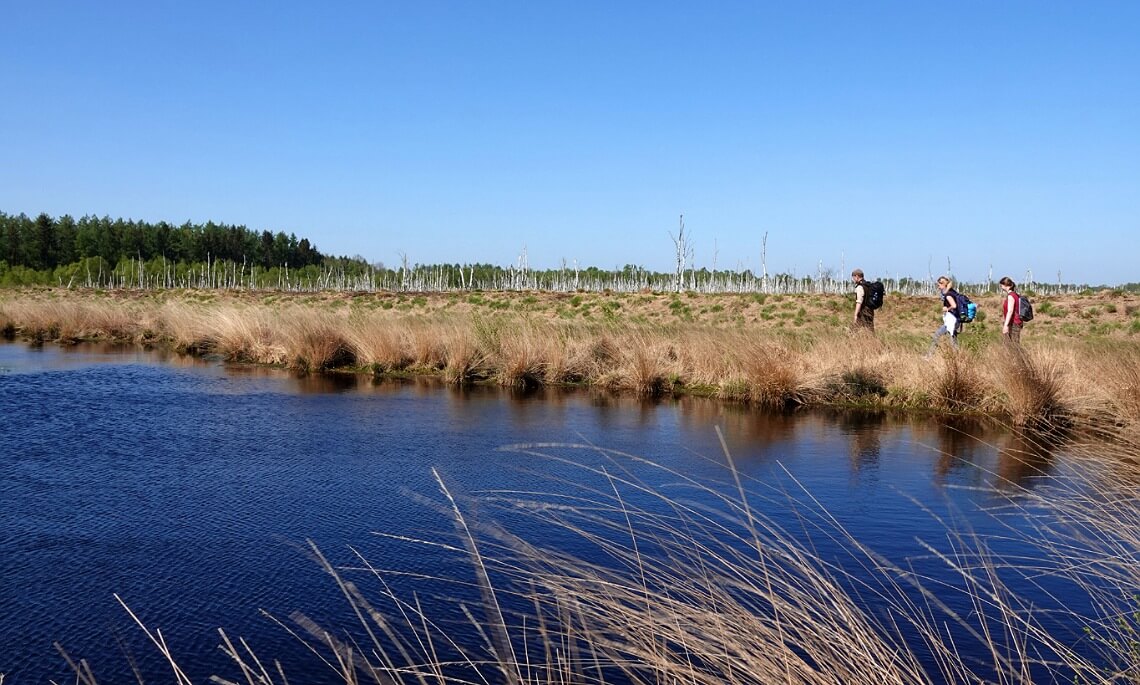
[999,276,1023,344]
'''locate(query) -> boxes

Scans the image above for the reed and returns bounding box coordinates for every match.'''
[153,301,214,354]
[441,322,488,384]
[992,345,1069,429]
[494,323,547,388]
[1085,346,1140,428]
[207,306,285,364]
[737,336,804,408]
[59,430,1140,684]
[277,307,354,371]
[5,288,1140,431]
[341,313,413,371]
[932,348,987,413]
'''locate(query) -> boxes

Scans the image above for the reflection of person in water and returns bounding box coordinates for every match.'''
[840,411,884,473]
[933,420,982,482]
[996,432,1055,488]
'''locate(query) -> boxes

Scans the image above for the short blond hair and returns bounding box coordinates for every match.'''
[937,276,952,286]
[851,268,864,278]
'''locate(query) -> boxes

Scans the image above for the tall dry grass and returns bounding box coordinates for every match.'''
[441,323,487,384]
[60,431,1140,684]
[276,308,355,371]
[990,345,1070,429]
[5,292,1140,431]
[342,314,413,371]
[153,301,214,354]
[0,299,141,344]
[1080,346,1140,430]
[932,348,988,413]
[732,335,805,408]
[206,306,286,364]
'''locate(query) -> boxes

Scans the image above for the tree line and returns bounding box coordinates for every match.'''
[0,212,325,272]
[0,211,1108,295]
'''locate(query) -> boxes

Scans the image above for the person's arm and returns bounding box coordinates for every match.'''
[944,294,957,315]
[853,284,864,324]
[1004,293,1015,329]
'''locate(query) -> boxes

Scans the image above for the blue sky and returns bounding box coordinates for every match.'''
[2,2,1137,285]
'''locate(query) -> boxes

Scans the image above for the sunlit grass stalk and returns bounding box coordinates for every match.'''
[52,427,1140,685]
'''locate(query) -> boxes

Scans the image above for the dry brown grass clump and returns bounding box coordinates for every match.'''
[153,300,214,353]
[493,325,547,388]
[441,323,488,384]
[0,299,140,344]
[342,314,413,372]
[276,307,355,371]
[590,329,677,396]
[734,337,804,408]
[992,346,1070,429]
[932,349,987,413]
[206,306,286,364]
[1081,346,1140,429]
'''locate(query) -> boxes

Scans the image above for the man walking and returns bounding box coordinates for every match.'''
[851,269,874,334]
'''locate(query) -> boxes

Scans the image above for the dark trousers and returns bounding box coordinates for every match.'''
[854,307,875,333]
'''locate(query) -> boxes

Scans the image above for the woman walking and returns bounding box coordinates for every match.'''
[999,276,1023,344]
[927,276,963,355]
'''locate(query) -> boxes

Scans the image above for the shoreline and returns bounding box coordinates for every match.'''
[3,286,1139,431]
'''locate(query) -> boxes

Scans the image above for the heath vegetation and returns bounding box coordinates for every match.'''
[4,287,1140,432]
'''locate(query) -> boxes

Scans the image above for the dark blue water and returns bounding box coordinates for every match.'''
[0,342,1081,683]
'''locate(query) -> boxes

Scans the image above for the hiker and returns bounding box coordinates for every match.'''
[927,276,963,354]
[851,268,874,334]
[999,276,1023,344]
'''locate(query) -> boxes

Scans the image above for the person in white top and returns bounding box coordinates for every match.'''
[927,276,963,355]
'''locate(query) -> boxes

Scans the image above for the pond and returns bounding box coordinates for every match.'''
[0,342,1095,683]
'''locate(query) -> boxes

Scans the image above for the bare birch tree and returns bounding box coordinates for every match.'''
[670,214,688,293]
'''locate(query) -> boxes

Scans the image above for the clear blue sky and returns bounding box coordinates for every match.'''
[2,2,1137,285]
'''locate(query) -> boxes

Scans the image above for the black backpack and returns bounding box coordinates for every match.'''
[1017,293,1034,322]
[864,281,885,310]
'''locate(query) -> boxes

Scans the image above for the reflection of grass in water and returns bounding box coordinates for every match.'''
[8,290,1140,428]
[55,428,1140,684]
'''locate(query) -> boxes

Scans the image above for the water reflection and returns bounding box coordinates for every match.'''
[930,418,987,484]
[995,431,1057,488]
[0,341,1087,685]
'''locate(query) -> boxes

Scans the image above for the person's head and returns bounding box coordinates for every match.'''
[851,268,864,283]
[936,276,952,292]
[999,276,1016,292]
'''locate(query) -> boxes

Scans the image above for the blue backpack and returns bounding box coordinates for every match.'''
[951,290,976,323]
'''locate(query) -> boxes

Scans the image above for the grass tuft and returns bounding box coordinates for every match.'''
[933,349,986,412]
[995,346,1069,429]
